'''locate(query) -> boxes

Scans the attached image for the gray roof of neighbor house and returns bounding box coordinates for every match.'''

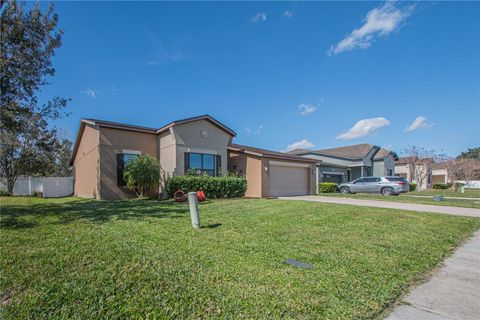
[228,144,319,163]
[288,143,398,161]
[70,115,236,165]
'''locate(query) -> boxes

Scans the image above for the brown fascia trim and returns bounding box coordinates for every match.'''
[156,114,236,137]
[228,145,320,164]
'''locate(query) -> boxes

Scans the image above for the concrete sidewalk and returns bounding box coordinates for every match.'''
[277,196,480,218]
[386,230,480,320]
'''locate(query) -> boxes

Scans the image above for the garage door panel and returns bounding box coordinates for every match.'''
[270,165,309,197]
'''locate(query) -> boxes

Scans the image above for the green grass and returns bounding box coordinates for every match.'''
[1,197,480,319]
[407,188,480,198]
[317,192,480,208]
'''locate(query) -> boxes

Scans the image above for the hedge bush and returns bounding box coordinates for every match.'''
[166,175,247,199]
[409,183,417,192]
[318,182,338,193]
[433,183,448,189]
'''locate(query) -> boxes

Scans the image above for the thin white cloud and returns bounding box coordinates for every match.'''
[329,1,414,55]
[245,125,264,135]
[251,13,267,23]
[283,139,315,152]
[298,104,318,116]
[336,117,390,140]
[144,27,187,66]
[283,10,293,18]
[107,84,119,94]
[80,88,100,98]
[405,116,433,132]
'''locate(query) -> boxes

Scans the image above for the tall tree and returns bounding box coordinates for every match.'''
[458,147,480,160]
[0,0,69,194]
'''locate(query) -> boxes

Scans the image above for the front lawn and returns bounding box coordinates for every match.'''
[317,192,480,208]
[1,197,479,319]
[407,188,480,198]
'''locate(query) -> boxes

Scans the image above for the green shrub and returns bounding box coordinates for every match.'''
[0,189,10,196]
[33,191,43,197]
[433,183,448,189]
[409,183,417,192]
[124,155,160,197]
[166,175,247,199]
[318,182,338,193]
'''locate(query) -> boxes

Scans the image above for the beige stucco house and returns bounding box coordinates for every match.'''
[395,157,450,190]
[70,115,318,200]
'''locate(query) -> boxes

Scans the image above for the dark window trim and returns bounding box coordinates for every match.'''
[185,152,221,176]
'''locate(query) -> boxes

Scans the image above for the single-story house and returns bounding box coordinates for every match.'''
[395,157,451,189]
[287,143,398,184]
[70,115,318,200]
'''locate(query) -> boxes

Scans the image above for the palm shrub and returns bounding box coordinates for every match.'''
[123,155,160,197]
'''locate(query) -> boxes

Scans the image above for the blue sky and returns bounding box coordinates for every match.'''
[38,1,479,156]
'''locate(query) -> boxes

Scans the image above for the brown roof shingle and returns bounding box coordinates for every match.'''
[229,144,319,163]
[288,143,374,159]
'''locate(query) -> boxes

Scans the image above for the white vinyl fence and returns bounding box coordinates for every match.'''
[456,180,480,189]
[0,176,73,198]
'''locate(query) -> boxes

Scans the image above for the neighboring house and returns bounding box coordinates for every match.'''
[395,158,451,189]
[70,115,317,200]
[288,143,398,185]
[395,157,433,190]
[432,162,451,185]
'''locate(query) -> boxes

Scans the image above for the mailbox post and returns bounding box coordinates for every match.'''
[188,192,200,229]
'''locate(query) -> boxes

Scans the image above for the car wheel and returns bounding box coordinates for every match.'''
[340,186,350,195]
[381,187,394,196]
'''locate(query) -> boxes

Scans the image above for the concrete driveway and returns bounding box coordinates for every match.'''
[277,196,480,218]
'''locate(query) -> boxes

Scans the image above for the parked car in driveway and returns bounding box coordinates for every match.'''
[338,176,409,196]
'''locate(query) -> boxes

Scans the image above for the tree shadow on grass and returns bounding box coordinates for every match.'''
[0,198,190,229]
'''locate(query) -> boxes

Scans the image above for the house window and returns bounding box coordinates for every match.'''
[387,169,393,176]
[117,153,139,186]
[184,152,221,176]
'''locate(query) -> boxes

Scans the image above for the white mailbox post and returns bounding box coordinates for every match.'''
[188,192,200,229]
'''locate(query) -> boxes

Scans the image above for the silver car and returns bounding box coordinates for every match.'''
[338,176,409,196]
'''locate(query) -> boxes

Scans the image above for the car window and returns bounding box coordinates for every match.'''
[354,178,365,183]
[364,177,379,183]
[386,177,407,182]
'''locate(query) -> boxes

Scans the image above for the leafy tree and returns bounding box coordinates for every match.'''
[401,146,446,191]
[50,138,73,176]
[0,1,69,194]
[123,155,160,197]
[459,147,480,160]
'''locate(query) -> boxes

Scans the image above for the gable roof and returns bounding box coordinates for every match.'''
[373,148,399,161]
[156,114,236,136]
[288,143,375,160]
[288,143,399,161]
[228,144,319,163]
[70,115,236,165]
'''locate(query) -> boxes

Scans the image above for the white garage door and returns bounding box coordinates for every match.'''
[270,164,309,197]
